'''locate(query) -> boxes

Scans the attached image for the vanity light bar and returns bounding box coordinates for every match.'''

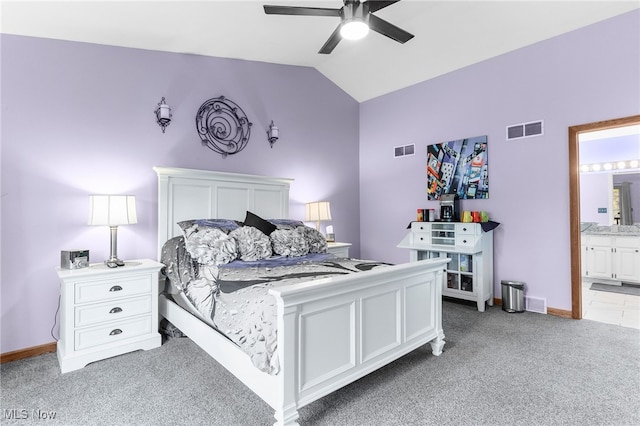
[580,159,640,173]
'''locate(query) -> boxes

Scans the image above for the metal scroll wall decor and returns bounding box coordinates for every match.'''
[195,96,252,158]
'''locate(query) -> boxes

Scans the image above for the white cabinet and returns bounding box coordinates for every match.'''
[583,235,640,284]
[398,222,494,312]
[326,242,351,258]
[56,259,163,373]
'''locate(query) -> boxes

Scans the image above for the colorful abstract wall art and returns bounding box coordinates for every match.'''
[426,135,489,200]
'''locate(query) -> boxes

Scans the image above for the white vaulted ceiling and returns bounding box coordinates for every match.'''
[2,0,638,102]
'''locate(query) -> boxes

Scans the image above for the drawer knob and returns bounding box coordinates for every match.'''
[463,240,467,243]
[109,307,123,314]
[109,329,123,336]
[109,285,123,292]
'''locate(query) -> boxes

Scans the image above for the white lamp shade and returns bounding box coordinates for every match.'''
[306,201,332,222]
[88,195,138,226]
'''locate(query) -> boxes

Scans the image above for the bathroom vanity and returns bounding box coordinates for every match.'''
[582,225,640,285]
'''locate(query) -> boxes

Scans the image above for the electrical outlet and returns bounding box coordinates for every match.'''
[598,207,607,213]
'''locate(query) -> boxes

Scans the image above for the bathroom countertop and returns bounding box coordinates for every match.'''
[582,225,640,236]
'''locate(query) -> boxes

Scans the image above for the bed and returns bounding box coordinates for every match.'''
[154,166,448,425]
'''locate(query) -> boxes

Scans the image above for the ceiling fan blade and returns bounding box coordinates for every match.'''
[319,24,342,54]
[263,5,341,17]
[366,0,401,14]
[368,13,414,44]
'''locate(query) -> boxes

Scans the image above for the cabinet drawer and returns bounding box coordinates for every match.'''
[615,237,640,249]
[455,235,477,247]
[75,295,152,327]
[411,223,430,232]
[455,224,478,235]
[588,235,613,247]
[412,232,431,244]
[75,275,152,304]
[75,315,153,351]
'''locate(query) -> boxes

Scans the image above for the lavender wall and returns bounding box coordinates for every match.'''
[580,173,613,224]
[3,10,639,354]
[0,35,360,353]
[359,10,640,311]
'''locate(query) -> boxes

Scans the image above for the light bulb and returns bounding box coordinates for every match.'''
[340,21,369,40]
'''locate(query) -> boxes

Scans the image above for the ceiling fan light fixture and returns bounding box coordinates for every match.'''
[340,20,369,40]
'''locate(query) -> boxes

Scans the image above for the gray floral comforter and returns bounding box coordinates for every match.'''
[161,236,390,375]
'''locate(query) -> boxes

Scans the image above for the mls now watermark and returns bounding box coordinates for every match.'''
[3,408,57,420]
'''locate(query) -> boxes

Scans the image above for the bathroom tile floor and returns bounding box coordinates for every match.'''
[582,281,640,329]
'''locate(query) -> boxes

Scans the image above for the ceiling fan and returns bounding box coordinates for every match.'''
[263,0,414,54]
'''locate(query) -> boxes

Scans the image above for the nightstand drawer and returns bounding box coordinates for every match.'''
[75,295,152,327]
[75,315,153,351]
[75,275,152,304]
[326,242,351,258]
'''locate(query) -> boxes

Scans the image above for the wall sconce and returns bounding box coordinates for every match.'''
[155,97,172,133]
[267,120,279,148]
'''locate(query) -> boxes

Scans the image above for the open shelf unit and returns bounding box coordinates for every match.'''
[399,222,494,312]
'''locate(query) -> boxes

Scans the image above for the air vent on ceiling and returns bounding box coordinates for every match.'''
[394,144,415,158]
[506,120,544,141]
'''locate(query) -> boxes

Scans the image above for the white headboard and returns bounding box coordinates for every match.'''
[154,166,293,259]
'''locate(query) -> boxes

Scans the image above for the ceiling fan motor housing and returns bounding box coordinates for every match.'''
[342,0,368,24]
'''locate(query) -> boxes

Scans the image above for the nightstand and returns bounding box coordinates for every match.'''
[55,259,163,373]
[326,242,352,258]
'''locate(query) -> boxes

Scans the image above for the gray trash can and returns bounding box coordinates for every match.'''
[501,280,525,313]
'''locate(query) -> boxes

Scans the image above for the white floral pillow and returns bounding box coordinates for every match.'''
[299,226,328,253]
[184,227,238,266]
[229,226,273,261]
[271,228,310,257]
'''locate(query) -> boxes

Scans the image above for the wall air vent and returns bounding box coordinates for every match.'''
[394,144,415,158]
[506,120,544,141]
[525,296,547,314]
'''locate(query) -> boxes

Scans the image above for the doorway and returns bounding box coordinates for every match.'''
[568,114,640,320]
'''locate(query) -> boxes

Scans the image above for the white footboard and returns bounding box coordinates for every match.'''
[269,258,448,425]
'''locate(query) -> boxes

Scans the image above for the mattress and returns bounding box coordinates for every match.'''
[161,236,390,374]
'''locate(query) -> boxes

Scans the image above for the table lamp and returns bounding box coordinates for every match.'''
[305,201,332,232]
[88,195,137,267]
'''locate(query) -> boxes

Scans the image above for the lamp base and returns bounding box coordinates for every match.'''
[105,258,125,268]
[105,226,126,268]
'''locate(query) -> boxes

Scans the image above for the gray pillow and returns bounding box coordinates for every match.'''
[271,228,310,257]
[229,226,273,261]
[299,226,328,253]
[178,219,241,239]
[184,227,238,266]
